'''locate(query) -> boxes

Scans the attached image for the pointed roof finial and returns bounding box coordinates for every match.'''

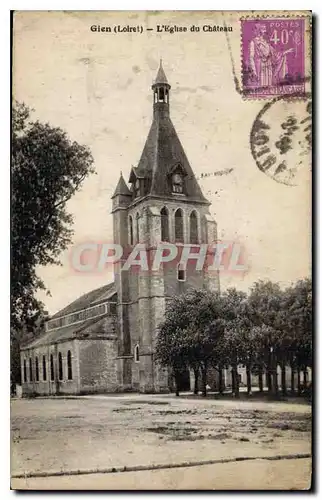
[154,59,169,85]
[111,172,131,198]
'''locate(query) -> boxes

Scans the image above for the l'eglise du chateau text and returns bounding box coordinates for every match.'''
[90,24,233,34]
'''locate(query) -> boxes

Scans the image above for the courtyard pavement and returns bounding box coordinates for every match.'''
[11,393,312,490]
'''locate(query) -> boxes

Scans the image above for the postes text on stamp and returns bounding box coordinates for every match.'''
[241,18,305,98]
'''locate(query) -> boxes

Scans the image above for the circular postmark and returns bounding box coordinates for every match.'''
[250,96,312,186]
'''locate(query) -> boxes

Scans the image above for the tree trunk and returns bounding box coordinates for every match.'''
[246,366,252,395]
[272,364,279,397]
[175,372,180,397]
[218,368,224,394]
[281,363,287,396]
[11,335,22,385]
[258,369,263,392]
[201,364,207,397]
[193,367,199,395]
[232,364,239,397]
[303,367,307,389]
[291,366,295,394]
[297,367,301,396]
[266,368,272,392]
[235,367,240,397]
[231,368,236,395]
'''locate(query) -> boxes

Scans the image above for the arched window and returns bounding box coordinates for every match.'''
[190,211,198,244]
[67,350,73,380]
[134,344,140,363]
[42,356,47,381]
[29,358,33,382]
[35,356,39,382]
[23,359,27,383]
[50,354,54,381]
[58,352,63,380]
[129,215,134,245]
[136,213,140,243]
[161,207,169,242]
[175,208,184,243]
[159,87,165,102]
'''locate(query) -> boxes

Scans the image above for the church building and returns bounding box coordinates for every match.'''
[20,62,219,396]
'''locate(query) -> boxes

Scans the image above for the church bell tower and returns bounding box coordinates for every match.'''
[112,61,219,393]
[152,59,171,118]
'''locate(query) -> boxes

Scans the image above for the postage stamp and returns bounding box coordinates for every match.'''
[241,18,306,98]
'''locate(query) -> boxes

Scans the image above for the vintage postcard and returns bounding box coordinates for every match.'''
[11,10,312,490]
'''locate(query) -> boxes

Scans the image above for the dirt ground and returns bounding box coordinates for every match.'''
[11,393,312,490]
[12,458,311,490]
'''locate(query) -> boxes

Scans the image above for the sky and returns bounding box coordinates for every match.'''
[13,11,311,315]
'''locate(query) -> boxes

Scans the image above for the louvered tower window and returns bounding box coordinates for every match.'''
[190,211,198,244]
[161,207,170,242]
[175,209,184,243]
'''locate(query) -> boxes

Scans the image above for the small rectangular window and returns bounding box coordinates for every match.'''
[177,260,186,281]
[177,267,186,282]
[134,345,140,363]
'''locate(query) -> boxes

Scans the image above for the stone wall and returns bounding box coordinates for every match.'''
[114,193,219,393]
[79,338,118,393]
[20,314,119,396]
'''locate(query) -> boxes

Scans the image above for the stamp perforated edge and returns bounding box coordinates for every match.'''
[239,13,312,101]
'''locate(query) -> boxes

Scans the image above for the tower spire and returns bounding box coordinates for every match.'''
[130,64,209,204]
[154,59,169,85]
[111,172,131,199]
[152,60,171,118]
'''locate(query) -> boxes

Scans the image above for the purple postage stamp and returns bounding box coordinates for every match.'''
[241,18,305,98]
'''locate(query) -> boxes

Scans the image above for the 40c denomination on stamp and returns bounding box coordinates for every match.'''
[241,18,306,98]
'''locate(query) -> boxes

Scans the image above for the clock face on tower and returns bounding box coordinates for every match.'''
[172,173,184,193]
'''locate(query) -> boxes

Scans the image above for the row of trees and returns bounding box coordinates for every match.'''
[155,279,312,398]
